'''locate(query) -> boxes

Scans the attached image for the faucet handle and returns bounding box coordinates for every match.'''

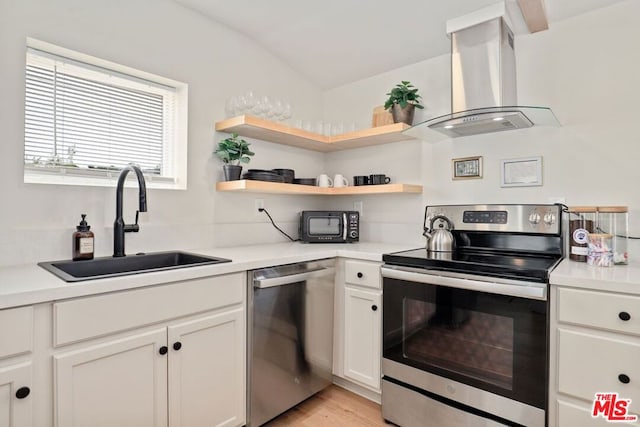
[123,211,141,233]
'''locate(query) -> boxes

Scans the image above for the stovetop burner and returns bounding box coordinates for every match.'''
[383,248,562,283]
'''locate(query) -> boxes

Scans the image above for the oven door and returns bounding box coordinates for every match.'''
[381,266,548,411]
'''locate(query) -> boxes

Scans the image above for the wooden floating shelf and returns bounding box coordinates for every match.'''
[216,180,423,195]
[215,115,417,152]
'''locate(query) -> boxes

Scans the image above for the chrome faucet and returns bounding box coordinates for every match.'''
[113,165,147,257]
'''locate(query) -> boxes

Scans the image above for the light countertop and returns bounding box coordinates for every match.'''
[6,242,638,310]
[550,258,640,295]
[0,242,418,310]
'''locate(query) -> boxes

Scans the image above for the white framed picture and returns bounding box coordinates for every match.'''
[500,156,543,187]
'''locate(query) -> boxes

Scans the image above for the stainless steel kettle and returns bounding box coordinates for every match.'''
[423,215,455,252]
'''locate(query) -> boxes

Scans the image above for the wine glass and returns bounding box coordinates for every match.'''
[225,97,238,118]
[280,100,292,122]
[272,99,284,121]
[244,91,256,115]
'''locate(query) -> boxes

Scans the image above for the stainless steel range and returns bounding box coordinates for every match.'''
[381,204,564,427]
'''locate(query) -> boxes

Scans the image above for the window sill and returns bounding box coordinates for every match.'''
[24,167,186,190]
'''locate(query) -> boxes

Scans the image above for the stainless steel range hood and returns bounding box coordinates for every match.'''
[406,12,559,142]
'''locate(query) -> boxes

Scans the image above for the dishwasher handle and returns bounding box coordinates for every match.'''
[254,266,336,289]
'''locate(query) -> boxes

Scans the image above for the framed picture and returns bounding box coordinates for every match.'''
[452,156,483,180]
[500,156,543,187]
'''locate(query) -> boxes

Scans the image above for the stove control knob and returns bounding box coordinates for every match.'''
[543,212,556,225]
[528,212,541,225]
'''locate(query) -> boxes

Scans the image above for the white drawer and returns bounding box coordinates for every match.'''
[0,306,33,359]
[344,260,381,289]
[557,329,640,403]
[557,400,640,427]
[54,272,244,346]
[557,287,640,336]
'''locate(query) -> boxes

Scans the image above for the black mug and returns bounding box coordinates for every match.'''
[353,175,369,186]
[369,174,391,185]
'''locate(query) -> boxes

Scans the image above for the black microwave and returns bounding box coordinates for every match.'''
[299,211,359,243]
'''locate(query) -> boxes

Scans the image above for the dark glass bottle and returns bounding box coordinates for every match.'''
[73,214,94,260]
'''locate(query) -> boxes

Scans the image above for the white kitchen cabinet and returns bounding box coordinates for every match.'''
[168,308,245,427]
[55,329,168,427]
[343,286,382,390]
[549,285,640,427]
[0,306,34,427]
[53,272,246,427]
[0,362,32,427]
[333,258,383,396]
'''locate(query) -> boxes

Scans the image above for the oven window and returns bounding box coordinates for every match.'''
[403,297,514,390]
[383,277,547,409]
[308,217,341,236]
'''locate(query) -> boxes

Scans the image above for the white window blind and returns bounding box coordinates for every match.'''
[25,47,179,184]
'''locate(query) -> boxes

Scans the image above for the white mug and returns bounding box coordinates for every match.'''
[333,174,349,188]
[317,174,333,188]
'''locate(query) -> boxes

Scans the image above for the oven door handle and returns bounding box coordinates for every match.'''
[381,267,547,300]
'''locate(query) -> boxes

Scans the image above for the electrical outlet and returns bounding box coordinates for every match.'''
[255,199,264,215]
[354,201,363,216]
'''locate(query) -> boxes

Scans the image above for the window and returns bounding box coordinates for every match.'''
[24,39,188,189]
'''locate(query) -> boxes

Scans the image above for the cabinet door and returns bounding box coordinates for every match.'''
[168,307,245,427]
[344,287,382,389]
[54,329,167,427]
[0,362,31,427]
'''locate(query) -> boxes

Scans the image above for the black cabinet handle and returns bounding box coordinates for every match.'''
[15,387,30,399]
[159,346,168,355]
[619,374,631,384]
[357,272,363,278]
[371,305,378,311]
[173,342,182,351]
[619,311,631,321]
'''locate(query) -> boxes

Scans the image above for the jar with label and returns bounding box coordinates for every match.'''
[568,207,597,262]
[587,233,614,267]
[597,206,628,265]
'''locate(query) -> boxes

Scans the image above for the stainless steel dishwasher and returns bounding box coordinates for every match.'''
[247,259,335,427]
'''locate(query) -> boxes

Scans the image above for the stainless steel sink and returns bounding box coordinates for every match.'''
[38,251,232,282]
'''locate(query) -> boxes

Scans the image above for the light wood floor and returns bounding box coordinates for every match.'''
[263,385,389,427]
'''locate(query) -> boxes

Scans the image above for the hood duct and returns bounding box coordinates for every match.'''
[406,12,559,142]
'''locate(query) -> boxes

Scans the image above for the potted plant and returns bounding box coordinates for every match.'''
[383,80,424,125]
[214,133,255,181]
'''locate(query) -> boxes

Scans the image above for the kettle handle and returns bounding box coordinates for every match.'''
[429,215,454,231]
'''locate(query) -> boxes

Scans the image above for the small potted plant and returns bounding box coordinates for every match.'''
[214,133,255,181]
[384,80,424,125]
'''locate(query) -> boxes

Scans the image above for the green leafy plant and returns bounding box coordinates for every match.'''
[384,80,424,110]
[214,133,255,165]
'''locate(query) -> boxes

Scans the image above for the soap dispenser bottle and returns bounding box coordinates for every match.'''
[73,214,95,260]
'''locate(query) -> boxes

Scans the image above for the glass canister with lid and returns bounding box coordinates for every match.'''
[568,206,597,262]
[597,206,628,265]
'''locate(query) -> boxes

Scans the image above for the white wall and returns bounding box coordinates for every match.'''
[322,0,640,250]
[0,0,325,265]
[2,0,639,266]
